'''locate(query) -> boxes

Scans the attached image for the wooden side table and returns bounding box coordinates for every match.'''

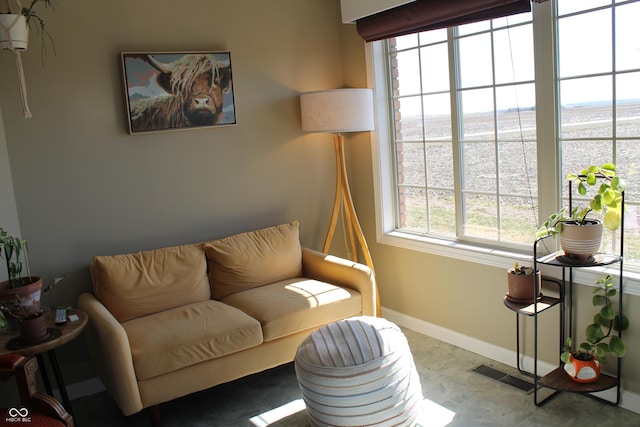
[0,308,88,415]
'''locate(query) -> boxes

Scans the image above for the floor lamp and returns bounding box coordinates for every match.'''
[300,88,379,315]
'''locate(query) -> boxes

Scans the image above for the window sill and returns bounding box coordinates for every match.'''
[378,231,640,297]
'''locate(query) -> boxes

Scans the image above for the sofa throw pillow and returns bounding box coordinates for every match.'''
[205,221,303,300]
[91,244,211,322]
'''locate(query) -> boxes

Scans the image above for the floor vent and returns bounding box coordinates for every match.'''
[473,364,535,394]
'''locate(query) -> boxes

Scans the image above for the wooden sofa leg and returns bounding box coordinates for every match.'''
[148,405,162,427]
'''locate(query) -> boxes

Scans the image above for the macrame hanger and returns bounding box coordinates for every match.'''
[13,51,32,118]
[1,0,32,118]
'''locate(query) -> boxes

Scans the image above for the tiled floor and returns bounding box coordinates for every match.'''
[72,328,640,426]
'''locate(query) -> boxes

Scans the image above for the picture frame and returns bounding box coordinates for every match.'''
[121,51,236,134]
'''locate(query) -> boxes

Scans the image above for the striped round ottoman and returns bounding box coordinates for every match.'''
[294,316,423,427]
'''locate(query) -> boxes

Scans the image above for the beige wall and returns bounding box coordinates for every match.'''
[1,0,637,401]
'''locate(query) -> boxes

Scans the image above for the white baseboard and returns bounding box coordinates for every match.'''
[382,306,640,415]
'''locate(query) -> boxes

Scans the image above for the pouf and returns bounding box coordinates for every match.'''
[294,316,423,427]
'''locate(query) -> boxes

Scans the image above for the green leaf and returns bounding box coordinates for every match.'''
[614,315,629,332]
[594,343,608,358]
[590,194,603,212]
[615,177,627,192]
[601,163,616,172]
[587,165,600,174]
[611,176,620,190]
[603,210,620,230]
[585,323,604,342]
[592,294,606,307]
[578,182,587,195]
[600,304,615,320]
[561,351,571,364]
[602,188,616,204]
[609,335,627,357]
[586,173,597,185]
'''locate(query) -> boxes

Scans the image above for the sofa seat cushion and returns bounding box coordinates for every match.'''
[91,244,210,322]
[122,300,263,381]
[205,222,303,300]
[221,278,361,342]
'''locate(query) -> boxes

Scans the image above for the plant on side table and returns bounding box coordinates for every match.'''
[561,274,628,383]
[536,163,626,262]
[0,227,47,342]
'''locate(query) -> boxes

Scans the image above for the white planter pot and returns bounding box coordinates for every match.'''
[560,219,603,261]
[0,14,29,51]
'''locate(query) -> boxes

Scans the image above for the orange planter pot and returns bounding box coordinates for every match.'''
[563,353,600,383]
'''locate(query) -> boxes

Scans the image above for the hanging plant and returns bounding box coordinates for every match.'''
[0,0,56,118]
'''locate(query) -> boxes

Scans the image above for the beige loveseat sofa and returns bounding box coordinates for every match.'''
[77,221,376,419]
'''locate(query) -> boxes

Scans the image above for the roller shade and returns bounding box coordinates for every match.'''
[356,0,534,42]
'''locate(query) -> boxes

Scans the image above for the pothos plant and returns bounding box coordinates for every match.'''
[561,274,628,365]
[536,163,626,239]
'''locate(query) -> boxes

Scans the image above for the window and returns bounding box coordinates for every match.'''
[374,0,640,271]
[390,12,537,249]
[557,0,640,266]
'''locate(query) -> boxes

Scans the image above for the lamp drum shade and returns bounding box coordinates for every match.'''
[300,89,374,133]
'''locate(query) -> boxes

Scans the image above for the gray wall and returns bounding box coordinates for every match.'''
[0,104,21,283]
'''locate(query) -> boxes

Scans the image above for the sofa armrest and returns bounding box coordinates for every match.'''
[301,247,377,316]
[77,292,143,416]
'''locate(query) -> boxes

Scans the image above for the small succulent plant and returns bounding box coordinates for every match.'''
[509,262,534,275]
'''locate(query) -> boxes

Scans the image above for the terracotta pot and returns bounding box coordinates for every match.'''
[18,311,49,343]
[0,14,29,50]
[560,220,602,261]
[0,277,43,317]
[506,270,541,304]
[563,353,600,383]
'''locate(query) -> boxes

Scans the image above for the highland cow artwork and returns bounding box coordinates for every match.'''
[121,52,236,134]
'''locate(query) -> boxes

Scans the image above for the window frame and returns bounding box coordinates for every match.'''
[365,0,640,295]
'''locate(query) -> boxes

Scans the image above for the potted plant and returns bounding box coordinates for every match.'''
[561,274,628,383]
[506,262,541,304]
[0,0,55,54]
[536,163,626,261]
[0,227,47,342]
[0,0,56,118]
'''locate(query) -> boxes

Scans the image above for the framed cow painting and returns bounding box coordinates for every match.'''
[121,51,236,134]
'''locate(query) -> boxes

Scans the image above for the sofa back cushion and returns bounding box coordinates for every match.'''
[91,244,210,322]
[205,221,303,300]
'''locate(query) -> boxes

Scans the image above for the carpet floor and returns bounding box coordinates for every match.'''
[71,328,640,426]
